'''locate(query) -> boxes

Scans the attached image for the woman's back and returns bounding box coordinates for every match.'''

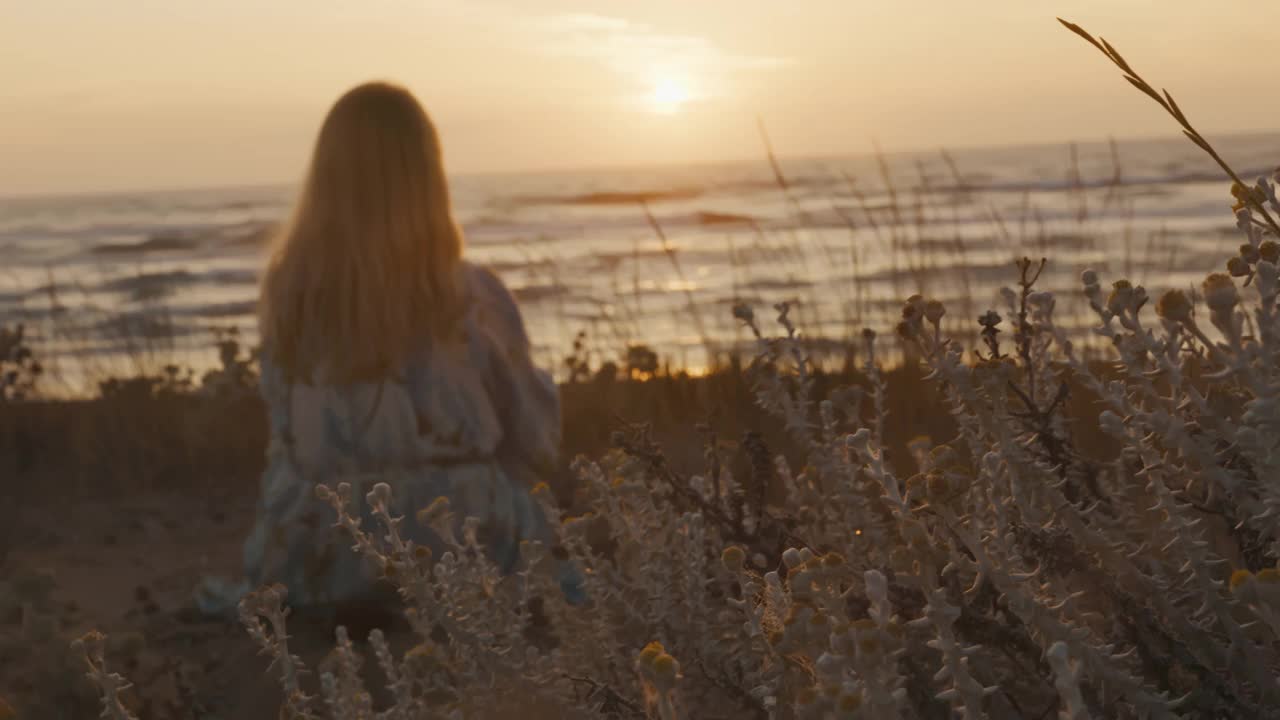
[272,262,557,482]
[197,82,581,614]
[199,264,574,613]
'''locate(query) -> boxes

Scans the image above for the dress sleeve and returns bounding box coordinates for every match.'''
[259,351,291,447]
[468,266,562,482]
[241,350,303,582]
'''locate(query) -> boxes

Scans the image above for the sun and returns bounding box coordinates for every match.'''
[648,78,691,115]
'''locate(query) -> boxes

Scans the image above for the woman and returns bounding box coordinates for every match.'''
[197,81,581,615]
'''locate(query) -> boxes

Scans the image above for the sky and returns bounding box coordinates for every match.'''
[2,1,1278,196]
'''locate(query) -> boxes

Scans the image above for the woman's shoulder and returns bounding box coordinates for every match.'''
[462,261,514,306]
[461,262,527,346]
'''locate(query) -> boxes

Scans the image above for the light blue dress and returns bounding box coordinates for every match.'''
[197,263,582,613]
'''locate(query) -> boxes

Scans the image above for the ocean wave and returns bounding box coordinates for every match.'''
[184,300,257,318]
[99,268,258,302]
[511,282,574,302]
[91,232,200,255]
[510,188,703,206]
[0,220,232,244]
[923,165,1277,196]
[220,223,278,247]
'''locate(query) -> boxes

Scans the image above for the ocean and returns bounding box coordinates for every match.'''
[3,131,1278,392]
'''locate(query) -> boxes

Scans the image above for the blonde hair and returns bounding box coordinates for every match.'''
[260,81,465,383]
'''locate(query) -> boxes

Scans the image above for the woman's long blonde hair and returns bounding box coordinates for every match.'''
[260,81,464,383]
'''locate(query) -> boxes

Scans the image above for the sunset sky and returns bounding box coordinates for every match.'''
[2,1,1277,196]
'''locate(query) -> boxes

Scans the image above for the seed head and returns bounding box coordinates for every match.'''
[1106,280,1134,315]
[367,482,393,508]
[1261,240,1280,263]
[651,653,679,682]
[924,299,946,324]
[1155,289,1193,324]
[1228,256,1251,278]
[637,641,664,669]
[1202,273,1240,313]
[977,310,1002,328]
[721,546,746,573]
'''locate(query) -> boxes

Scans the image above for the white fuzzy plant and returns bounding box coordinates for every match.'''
[78,22,1280,720]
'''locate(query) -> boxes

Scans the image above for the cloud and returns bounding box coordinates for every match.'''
[545,13,634,33]
[533,11,791,85]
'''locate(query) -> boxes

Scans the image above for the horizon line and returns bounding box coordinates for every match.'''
[3,126,1277,203]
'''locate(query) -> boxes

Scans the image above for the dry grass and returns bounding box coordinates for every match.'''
[0,347,1130,510]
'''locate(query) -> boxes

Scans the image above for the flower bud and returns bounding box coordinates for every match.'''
[1228,256,1251,277]
[1155,289,1193,324]
[367,482,393,508]
[1261,240,1280,263]
[977,310,1002,328]
[637,640,664,669]
[721,546,746,573]
[1202,273,1240,313]
[924,299,946,324]
[652,653,680,686]
[1106,280,1134,315]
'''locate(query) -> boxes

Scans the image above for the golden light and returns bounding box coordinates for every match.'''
[648,78,691,114]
